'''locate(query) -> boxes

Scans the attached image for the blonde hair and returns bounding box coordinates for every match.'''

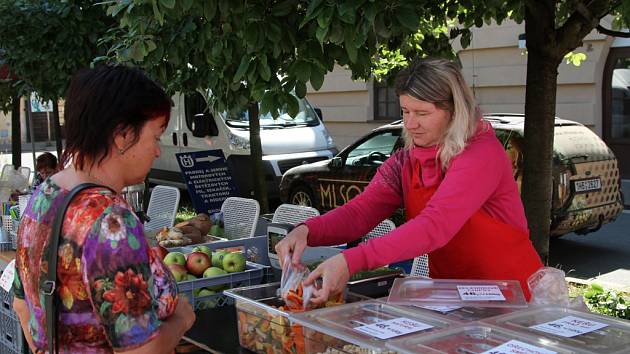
[395,58,479,169]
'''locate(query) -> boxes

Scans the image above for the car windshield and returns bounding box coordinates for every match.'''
[223,98,320,129]
[346,130,401,166]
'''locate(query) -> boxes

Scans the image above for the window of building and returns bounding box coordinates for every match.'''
[374,81,400,121]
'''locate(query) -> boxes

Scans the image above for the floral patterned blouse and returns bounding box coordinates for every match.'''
[13,179,179,353]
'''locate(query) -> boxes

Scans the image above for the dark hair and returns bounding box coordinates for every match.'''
[36,152,57,170]
[61,65,171,169]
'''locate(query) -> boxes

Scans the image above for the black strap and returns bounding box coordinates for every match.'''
[41,183,111,354]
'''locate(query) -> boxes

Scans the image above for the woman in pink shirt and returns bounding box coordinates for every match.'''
[276,58,542,303]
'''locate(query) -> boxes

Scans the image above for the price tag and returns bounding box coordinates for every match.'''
[457,285,506,301]
[353,317,433,340]
[416,305,462,313]
[481,340,557,354]
[530,315,608,338]
[0,259,16,292]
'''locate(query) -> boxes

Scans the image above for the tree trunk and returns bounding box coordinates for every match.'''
[52,100,63,158]
[522,2,563,264]
[11,94,21,167]
[248,102,269,214]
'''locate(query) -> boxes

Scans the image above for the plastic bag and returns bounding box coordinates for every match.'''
[527,266,570,307]
[279,254,315,310]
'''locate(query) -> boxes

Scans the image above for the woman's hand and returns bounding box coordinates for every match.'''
[172,298,196,334]
[275,224,309,269]
[303,253,350,306]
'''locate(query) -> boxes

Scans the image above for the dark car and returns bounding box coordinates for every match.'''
[279,113,625,237]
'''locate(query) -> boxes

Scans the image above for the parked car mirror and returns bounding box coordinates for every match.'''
[192,113,219,137]
[314,108,323,121]
[329,156,343,169]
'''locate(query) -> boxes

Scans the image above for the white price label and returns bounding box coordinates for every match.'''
[457,285,506,301]
[0,259,16,292]
[416,305,462,313]
[353,317,434,340]
[482,340,557,354]
[530,315,608,338]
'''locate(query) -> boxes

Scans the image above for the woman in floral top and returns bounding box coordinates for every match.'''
[13,65,195,353]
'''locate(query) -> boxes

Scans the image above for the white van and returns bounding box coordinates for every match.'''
[149,92,338,198]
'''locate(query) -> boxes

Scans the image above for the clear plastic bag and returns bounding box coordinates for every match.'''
[279,254,315,310]
[527,266,570,307]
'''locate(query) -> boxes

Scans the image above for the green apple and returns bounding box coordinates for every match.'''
[209,224,221,236]
[197,289,218,309]
[191,245,213,259]
[202,267,228,291]
[166,264,188,282]
[211,250,229,268]
[185,274,197,281]
[222,252,246,273]
[163,251,186,266]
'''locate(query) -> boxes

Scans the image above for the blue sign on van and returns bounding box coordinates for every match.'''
[176,149,239,214]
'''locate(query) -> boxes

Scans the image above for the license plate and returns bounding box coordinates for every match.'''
[573,178,602,193]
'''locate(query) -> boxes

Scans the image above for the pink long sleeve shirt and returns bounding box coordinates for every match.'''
[304,123,528,275]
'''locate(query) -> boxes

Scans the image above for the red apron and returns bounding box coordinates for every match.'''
[405,163,543,300]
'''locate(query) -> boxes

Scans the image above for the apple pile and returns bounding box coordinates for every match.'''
[162,246,247,292]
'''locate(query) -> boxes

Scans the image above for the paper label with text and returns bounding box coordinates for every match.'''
[0,259,16,292]
[457,285,506,301]
[481,340,557,354]
[530,315,608,338]
[353,317,433,340]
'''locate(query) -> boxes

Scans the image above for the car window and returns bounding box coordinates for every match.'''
[346,130,401,166]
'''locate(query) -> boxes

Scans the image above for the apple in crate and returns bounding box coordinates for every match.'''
[166,264,188,282]
[202,267,228,291]
[191,245,213,260]
[163,251,186,266]
[222,252,246,273]
[186,251,211,276]
[212,250,229,268]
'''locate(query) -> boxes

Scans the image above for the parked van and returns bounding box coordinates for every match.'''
[149,92,338,198]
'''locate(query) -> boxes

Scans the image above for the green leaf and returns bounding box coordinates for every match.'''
[396,8,419,31]
[245,23,259,46]
[203,0,217,20]
[295,80,307,98]
[317,6,335,29]
[305,0,325,21]
[159,0,175,10]
[316,26,329,45]
[272,0,294,17]
[258,55,271,81]
[310,69,325,91]
[286,94,299,118]
[146,40,157,53]
[294,61,311,82]
[182,0,194,11]
[234,56,251,83]
[344,30,358,62]
[260,92,274,115]
[267,22,282,43]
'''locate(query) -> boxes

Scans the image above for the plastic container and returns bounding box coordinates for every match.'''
[482,306,630,353]
[290,300,454,354]
[177,260,269,311]
[225,282,367,354]
[376,297,522,323]
[0,270,24,354]
[170,235,270,266]
[388,277,528,308]
[386,324,577,354]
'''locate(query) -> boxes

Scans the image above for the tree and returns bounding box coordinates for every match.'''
[0,59,22,167]
[104,0,461,213]
[0,0,114,159]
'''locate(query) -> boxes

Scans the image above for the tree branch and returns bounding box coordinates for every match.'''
[555,0,612,54]
[597,24,630,37]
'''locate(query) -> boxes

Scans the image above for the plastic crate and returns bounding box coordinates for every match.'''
[171,235,270,266]
[0,312,22,354]
[177,261,270,311]
[9,220,18,251]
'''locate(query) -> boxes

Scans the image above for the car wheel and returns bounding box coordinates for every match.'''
[290,185,314,207]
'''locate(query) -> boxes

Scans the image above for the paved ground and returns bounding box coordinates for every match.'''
[550,210,630,291]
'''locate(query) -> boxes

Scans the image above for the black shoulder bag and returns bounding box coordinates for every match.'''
[41,183,111,354]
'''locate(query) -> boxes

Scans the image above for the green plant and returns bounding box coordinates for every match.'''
[175,206,196,225]
[583,283,630,320]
